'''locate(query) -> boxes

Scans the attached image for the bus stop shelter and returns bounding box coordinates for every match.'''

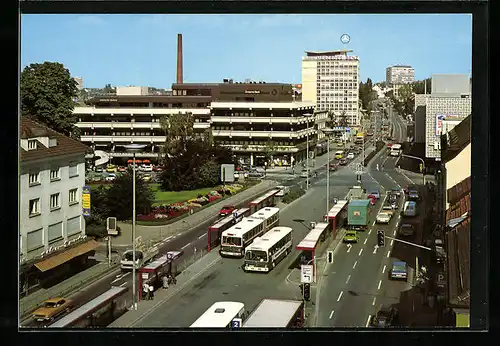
[137,251,182,301]
[296,222,330,280]
[324,199,349,238]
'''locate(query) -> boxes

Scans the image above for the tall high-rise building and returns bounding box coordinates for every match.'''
[73,77,84,90]
[386,65,415,85]
[302,50,360,126]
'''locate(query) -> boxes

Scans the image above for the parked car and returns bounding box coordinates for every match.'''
[371,305,399,328]
[300,170,312,178]
[368,190,380,199]
[390,261,408,281]
[153,166,163,172]
[347,152,355,160]
[398,223,415,237]
[219,205,236,217]
[390,188,401,197]
[142,174,152,182]
[343,231,359,243]
[376,211,392,224]
[105,173,116,181]
[338,159,347,166]
[248,171,264,178]
[404,184,418,194]
[140,164,153,172]
[32,298,72,322]
[118,166,127,172]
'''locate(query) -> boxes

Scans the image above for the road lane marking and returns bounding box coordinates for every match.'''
[363,238,368,245]
[121,272,131,279]
[346,275,351,284]
[329,310,335,319]
[198,233,207,240]
[368,229,372,235]
[393,229,397,236]
[165,236,173,242]
[346,244,352,253]
[181,242,191,250]
[372,297,377,306]
[358,248,363,256]
[382,265,386,274]
[378,280,382,290]
[111,278,122,284]
[372,221,375,226]
[119,281,127,287]
[337,291,344,302]
[353,261,358,269]
[390,240,394,246]
[365,315,372,327]
[386,251,390,258]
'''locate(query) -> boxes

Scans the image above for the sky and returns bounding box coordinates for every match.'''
[21,14,472,89]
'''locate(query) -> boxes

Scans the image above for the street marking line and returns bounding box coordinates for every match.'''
[382,265,386,274]
[390,240,394,246]
[393,230,397,236]
[377,280,382,290]
[346,275,351,284]
[119,281,127,287]
[372,297,376,306]
[368,229,372,235]
[181,242,191,250]
[358,248,363,256]
[386,251,390,258]
[111,278,122,284]
[337,291,344,302]
[372,221,375,226]
[363,238,368,245]
[353,261,358,269]
[329,310,335,319]
[121,272,131,279]
[164,236,173,242]
[365,315,372,327]
[198,233,207,240]
[347,246,351,253]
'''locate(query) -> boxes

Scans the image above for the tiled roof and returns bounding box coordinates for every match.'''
[441,115,471,163]
[20,117,91,163]
[447,176,471,205]
[446,218,470,307]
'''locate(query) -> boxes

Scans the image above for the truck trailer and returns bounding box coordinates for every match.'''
[347,199,371,231]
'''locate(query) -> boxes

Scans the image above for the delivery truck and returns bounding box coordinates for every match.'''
[347,199,371,231]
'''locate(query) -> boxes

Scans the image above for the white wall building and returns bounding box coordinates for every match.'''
[116,86,150,96]
[386,65,415,85]
[301,50,360,126]
[19,117,99,294]
[73,77,84,90]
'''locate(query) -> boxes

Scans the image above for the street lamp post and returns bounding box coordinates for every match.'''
[400,154,426,185]
[123,143,147,310]
[304,113,314,190]
[322,128,336,213]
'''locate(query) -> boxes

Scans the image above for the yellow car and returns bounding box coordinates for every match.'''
[343,231,360,243]
[142,174,152,182]
[32,297,72,322]
[106,165,117,173]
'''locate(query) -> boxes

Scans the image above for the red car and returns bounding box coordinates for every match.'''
[153,166,163,172]
[219,205,236,216]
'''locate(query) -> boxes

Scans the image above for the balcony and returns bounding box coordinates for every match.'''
[80,135,166,143]
[76,122,161,129]
[221,144,300,153]
[74,106,210,116]
[209,116,316,125]
[211,128,316,139]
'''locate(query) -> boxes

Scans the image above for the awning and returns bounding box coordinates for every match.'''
[35,239,100,272]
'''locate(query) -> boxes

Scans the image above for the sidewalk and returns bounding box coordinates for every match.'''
[109,180,279,248]
[108,249,222,327]
[20,253,121,319]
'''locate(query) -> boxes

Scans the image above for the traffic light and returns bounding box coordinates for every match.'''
[327,251,334,264]
[303,283,311,301]
[299,283,304,295]
[419,163,423,173]
[377,230,385,247]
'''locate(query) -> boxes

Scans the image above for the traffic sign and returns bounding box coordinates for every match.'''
[231,318,242,328]
[301,264,313,283]
[107,217,118,235]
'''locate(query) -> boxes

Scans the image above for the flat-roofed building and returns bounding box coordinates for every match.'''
[210,101,317,167]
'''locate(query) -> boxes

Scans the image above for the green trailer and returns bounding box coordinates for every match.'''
[347,199,371,231]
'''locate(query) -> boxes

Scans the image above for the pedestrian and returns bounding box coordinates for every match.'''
[162,275,169,290]
[172,275,177,285]
[143,282,149,300]
[149,283,154,300]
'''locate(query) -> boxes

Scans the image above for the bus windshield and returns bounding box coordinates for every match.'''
[245,250,267,262]
[123,251,143,261]
[222,236,242,246]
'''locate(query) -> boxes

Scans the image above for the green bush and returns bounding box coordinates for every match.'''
[282,187,305,204]
[85,222,107,239]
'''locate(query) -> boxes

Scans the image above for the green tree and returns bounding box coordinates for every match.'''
[106,169,155,220]
[103,83,115,94]
[198,159,220,187]
[412,78,431,94]
[160,111,196,155]
[84,185,109,237]
[20,62,80,137]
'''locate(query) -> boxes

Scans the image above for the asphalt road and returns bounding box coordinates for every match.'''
[316,108,428,328]
[130,158,364,327]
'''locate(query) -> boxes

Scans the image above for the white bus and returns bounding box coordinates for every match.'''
[243,299,305,328]
[190,301,246,328]
[220,217,265,257]
[390,144,402,157]
[244,227,293,273]
[248,207,280,231]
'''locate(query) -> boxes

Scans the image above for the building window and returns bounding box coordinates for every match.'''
[49,138,57,147]
[50,168,60,181]
[28,172,40,186]
[29,198,41,216]
[48,222,63,244]
[69,162,79,177]
[50,193,60,210]
[69,188,78,205]
[28,140,37,150]
[67,216,81,236]
[27,228,43,252]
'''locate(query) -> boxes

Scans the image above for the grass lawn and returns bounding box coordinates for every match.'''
[150,184,218,206]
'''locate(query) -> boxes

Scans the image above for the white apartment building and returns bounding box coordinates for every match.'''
[20,117,98,294]
[73,77,84,90]
[386,65,415,99]
[210,102,317,166]
[302,50,360,127]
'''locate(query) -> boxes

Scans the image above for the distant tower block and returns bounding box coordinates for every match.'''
[177,34,183,84]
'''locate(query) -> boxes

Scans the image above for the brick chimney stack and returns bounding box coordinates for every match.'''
[177,34,183,84]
